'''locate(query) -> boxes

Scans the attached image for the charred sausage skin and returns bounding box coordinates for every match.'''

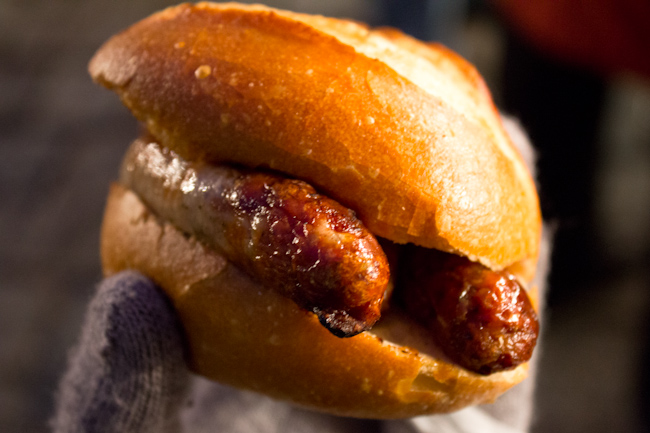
[120,138,389,337]
[398,247,539,375]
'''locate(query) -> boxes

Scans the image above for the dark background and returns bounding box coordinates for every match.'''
[1,1,649,431]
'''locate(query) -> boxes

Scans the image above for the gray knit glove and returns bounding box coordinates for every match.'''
[51,271,189,433]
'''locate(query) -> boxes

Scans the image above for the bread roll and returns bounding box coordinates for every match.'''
[92,2,542,418]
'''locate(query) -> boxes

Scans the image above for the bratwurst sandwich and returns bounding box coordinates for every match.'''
[92,2,542,418]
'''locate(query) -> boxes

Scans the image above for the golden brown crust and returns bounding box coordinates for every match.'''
[90,2,541,269]
[101,183,530,419]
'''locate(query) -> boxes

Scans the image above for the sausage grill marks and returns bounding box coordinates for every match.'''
[397,247,539,375]
[121,138,539,372]
[120,138,389,337]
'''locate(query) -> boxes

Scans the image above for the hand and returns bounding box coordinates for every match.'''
[50,271,189,433]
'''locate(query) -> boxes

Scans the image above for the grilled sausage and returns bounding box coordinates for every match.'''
[398,247,539,375]
[120,137,390,337]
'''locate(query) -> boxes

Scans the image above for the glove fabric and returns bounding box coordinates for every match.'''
[51,271,189,433]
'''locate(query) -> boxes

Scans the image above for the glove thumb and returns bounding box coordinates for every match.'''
[51,271,189,433]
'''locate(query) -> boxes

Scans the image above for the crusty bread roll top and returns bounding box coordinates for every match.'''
[94,2,542,419]
[90,1,541,270]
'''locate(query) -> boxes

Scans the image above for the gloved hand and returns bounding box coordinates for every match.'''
[50,271,189,433]
[51,117,547,433]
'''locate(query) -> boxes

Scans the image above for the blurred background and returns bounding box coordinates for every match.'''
[1,0,649,431]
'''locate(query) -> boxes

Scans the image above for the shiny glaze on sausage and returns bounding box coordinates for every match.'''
[397,246,539,375]
[120,138,389,337]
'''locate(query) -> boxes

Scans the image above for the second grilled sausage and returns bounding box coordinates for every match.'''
[397,246,539,375]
